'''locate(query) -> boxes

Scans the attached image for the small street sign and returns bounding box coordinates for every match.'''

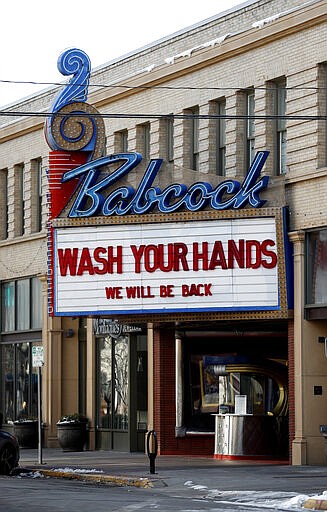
[32,346,44,367]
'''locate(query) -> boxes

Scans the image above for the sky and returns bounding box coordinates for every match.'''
[0,0,243,108]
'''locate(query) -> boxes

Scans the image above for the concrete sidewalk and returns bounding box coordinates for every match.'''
[18,448,327,496]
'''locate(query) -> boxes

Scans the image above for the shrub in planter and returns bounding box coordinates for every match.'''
[57,414,88,452]
[13,419,38,449]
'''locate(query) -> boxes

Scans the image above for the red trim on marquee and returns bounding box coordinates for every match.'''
[47,151,88,316]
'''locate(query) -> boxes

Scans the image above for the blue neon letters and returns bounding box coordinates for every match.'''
[62,150,269,217]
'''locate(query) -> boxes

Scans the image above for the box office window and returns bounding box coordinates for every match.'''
[306,229,327,306]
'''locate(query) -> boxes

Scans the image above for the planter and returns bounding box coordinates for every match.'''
[57,420,88,452]
[13,420,38,448]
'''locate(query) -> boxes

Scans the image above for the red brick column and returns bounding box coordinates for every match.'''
[153,325,177,455]
[153,325,214,456]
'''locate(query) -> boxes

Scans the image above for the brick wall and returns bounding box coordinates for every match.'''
[153,326,214,456]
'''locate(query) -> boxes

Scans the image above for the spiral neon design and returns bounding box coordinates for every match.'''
[45,48,105,160]
[50,102,105,160]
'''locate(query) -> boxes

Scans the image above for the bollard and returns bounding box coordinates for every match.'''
[146,430,158,474]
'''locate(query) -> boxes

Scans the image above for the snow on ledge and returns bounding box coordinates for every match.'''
[252,13,282,28]
[164,33,231,65]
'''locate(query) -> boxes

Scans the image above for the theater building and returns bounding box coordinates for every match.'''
[0,0,327,465]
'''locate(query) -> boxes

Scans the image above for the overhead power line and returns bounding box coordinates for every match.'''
[0,79,324,92]
[0,111,326,121]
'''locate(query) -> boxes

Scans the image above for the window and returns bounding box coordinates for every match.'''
[97,335,129,430]
[141,123,150,161]
[14,164,24,236]
[216,99,226,175]
[306,229,327,306]
[246,90,255,168]
[191,107,199,171]
[166,116,174,162]
[1,341,40,423]
[0,169,8,239]
[115,129,128,153]
[1,277,42,332]
[276,80,287,175]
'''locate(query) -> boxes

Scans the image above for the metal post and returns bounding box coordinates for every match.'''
[37,367,42,465]
[146,430,158,474]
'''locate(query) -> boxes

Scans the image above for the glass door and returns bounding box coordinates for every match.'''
[96,335,129,451]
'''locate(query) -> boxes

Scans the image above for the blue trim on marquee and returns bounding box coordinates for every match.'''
[53,305,281,317]
[282,206,294,309]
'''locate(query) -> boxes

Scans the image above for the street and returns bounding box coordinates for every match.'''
[0,470,325,512]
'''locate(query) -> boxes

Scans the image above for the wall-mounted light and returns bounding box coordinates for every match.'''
[64,329,74,338]
[318,337,327,357]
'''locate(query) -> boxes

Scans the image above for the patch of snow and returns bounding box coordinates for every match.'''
[164,33,232,65]
[138,64,156,74]
[18,471,44,479]
[52,467,104,474]
[252,13,281,28]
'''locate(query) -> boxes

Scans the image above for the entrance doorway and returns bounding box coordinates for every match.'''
[95,333,147,451]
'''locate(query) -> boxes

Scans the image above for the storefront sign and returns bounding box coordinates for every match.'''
[60,150,269,217]
[53,216,281,316]
[93,319,142,337]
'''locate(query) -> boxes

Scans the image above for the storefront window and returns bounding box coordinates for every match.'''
[1,342,39,423]
[2,282,15,332]
[97,335,129,431]
[17,279,30,331]
[306,229,327,305]
[2,344,14,422]
[31,277,42,329]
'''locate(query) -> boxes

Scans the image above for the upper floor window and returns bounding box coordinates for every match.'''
[246,90,255,168]
[114,130,128,153]
[32,159,43,233]
[166,116,174,163]
[14,164,24,237]
[275,80,287,175]
[188,106,199,171]
[137,123,150,161]
[0,169,8,240]
[216,99,226,176]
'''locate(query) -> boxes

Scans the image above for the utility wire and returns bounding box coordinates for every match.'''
[0,79,324,92]
[0,111,326,120]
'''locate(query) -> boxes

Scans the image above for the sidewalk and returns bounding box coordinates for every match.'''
[18,448,327,497]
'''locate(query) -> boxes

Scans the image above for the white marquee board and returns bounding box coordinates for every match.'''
[53,217,280,316]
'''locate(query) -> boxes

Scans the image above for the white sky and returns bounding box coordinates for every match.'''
[0,0,242,108]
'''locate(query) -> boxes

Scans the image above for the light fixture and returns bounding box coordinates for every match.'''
[64,329,74,338]
[318,337,327,357]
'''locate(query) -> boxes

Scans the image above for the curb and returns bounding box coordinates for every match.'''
[25,468,162,488]
[304,499,327,510]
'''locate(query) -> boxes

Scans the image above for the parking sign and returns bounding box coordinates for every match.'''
[32,346,44,367]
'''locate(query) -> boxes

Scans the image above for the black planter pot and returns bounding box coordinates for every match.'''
[57,421,88,452]
[13,420,38,448]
